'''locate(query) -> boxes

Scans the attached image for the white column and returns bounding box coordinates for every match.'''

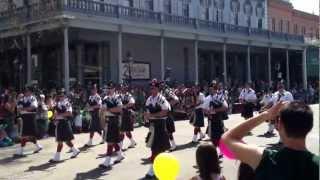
[302,48,307,89]
[26,34,32,84]
[286,49,290,88]
[194,40,199,84]
[160,33,165,80]
[76,44,83,85]
[118,27,123,83]
[223,43,227,84]
[268,47,272,87]
[63,27,70,92]
[247,45,251,83]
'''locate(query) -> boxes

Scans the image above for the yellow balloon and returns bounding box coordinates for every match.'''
[47,111,53,119]
[153,153,180,180]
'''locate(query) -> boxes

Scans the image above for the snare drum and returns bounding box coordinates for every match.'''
[232,103,244,114]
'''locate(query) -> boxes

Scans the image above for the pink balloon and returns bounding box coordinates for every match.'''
[218,140,236,159]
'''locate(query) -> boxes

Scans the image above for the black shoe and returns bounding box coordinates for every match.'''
[144,174,156,179]
[263,131,275,137]
[49,159,60,163]
[99,164,111,169]
[33,147,43,154]
[276,142,283,146]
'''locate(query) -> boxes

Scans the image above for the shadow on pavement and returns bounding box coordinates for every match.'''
[171,142,199,152]
[79,144,100,153]
[25,160,65,172]
[0,154,30,164]
[257,134,277,138]
[74,167,110,180]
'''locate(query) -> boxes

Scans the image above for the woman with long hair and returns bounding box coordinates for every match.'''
[191,144,225,180]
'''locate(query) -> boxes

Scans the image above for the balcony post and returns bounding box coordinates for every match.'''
[286,48,290,88]
[63,27,70,93]
[302,48,307,89]
[26,33,32,85]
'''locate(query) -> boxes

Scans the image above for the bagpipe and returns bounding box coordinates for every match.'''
[103,98,118,109]
[143,103,162,127]
[181,88,196,117]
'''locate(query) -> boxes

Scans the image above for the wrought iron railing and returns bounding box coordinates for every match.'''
[0,0,304,43]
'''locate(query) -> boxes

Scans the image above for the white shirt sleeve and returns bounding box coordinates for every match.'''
[97,95,102,106]
[285,92,294,102]
[116,96,123,107]
[129,95,135,104]
[239,90,244,100]
[202,96,211,110]
[66,101,72,113]
[159,95,171,111]
[31,96,38,109]
[145,97,151,106]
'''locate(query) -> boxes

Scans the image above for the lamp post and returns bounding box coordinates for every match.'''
[126,51,133,87]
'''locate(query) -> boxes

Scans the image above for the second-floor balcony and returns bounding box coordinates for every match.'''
[0,0,305,44]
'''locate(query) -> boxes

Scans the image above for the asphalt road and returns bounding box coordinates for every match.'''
[0,104,318,180]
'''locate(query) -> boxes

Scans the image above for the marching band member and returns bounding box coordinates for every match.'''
[239,83,257,135]
[99,82,125,169]
[14,86,43,156]
[85,84,104,146]
[190,85,206,143]
[49,88,80,163]
[260,88,275,136]
[203,82,228,157]
[160,82,179,151]
[144,79,171,178]
[272,81,294,144]
[119,84,137,149]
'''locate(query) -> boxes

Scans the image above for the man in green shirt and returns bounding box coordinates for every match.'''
[222,101,319,180]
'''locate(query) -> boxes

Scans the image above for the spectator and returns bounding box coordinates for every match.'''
[238,162,255,180]
[222,101,319,180]
[190,144,225,180]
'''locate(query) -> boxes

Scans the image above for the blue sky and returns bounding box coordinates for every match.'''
[290,0,319,15]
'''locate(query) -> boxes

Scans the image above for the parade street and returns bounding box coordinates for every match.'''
[0,104,318,180]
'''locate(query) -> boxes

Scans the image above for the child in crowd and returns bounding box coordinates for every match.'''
[191,144,225,180]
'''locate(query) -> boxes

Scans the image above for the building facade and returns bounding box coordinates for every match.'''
[0,0,307,91]
[267,0,319,82]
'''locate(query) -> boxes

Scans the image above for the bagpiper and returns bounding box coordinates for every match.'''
[271,81,294,145]
[14,86,43,156]
[260,88,275,136]
[99,82,125,169]
[190,85,206,143]
[160,81,179,151]
[239,83,257,120]
[85,84,104,146]
[144,79,171,178]
[203,81,228,157]
[49,88,80,163]
[119,84,137,149]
